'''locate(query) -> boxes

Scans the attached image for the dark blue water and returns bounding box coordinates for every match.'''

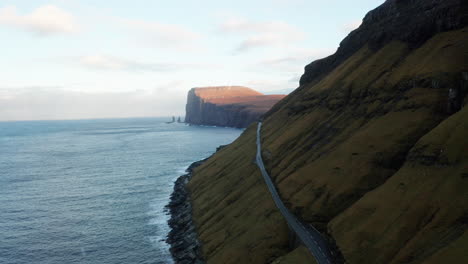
[0,118,241,264]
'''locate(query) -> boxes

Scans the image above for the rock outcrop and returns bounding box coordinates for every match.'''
[166,159,207,264]
[181,1,468,264]
[185,86,285,128]
[299,0,468,87]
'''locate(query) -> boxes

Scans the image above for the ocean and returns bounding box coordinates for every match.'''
[0,118,242,264]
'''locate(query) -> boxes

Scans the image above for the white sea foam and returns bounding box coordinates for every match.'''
[176,165,188,175]
[148,216,166,226]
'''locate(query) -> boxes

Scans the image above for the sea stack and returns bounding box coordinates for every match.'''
[184,86,285,128]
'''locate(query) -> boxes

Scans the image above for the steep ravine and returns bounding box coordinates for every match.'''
[176,1,467,263]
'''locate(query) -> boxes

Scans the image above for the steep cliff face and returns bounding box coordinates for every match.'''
[185,86,285,128]
[186,1,468,264]
[298,0,467,86]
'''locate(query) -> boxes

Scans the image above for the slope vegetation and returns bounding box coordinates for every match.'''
[186,1,468,263]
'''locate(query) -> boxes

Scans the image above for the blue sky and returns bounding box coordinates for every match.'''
[0,0,384,120]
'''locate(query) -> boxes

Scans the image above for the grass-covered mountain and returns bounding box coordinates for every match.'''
[185,0,468,263]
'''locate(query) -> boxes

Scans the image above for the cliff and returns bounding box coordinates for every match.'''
[183,1,468,264]
[184,86,285,128]
[298,0,468,87]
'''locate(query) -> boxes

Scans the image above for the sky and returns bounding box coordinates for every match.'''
[0,0,385,121]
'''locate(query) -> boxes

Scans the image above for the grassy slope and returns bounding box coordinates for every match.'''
[188,27,467,264]
[188,125,292,264]
[271,246,316,264]
[330,101,468,264]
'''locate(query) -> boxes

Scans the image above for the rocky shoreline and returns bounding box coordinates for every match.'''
[166,145,227,264]
[165,159,206,264]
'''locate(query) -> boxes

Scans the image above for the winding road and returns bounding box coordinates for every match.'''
[256,122,335,264]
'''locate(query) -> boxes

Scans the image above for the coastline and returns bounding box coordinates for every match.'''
[165,145,226,264]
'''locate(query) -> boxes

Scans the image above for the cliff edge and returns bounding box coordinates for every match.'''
[184,86,285,128]
[299,0,468,87]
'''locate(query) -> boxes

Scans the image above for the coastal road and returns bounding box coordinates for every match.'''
[256,122,335,264]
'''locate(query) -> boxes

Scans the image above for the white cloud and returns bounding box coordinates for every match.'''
[219,18,305,52]
[236,33,289,52]
[80,55,124,70]
[74,54,216,72]
[245,78,296,93]
[118,18,201,50]
[260,48,332,67]
[0,5,80,36]
[0,83,188,121]
[78,55,176,72]
[342,20,362,33]
[252,48,334,74]
[220,18,299,35]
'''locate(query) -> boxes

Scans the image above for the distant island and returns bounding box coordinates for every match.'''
[184,86,285,128]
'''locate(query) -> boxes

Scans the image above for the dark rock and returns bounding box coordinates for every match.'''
[216,145,231,152]
[166,163,205,264]
[300,0,468,86]
[166,145,226,263]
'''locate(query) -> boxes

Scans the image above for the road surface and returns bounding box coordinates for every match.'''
[256,122,335,264]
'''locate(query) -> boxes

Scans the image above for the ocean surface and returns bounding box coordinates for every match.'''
[0,118,242,264]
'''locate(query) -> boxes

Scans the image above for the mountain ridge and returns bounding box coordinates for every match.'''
[298,0,467,87]
[176,1,468,263]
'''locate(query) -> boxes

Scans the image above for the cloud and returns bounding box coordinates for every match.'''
[118,18,201,50]
[342,20,362,33]
[0,5,80,36]
[236,33,292,52]
[77,55,179,72]
[0,84,188,121]
[244,78,297,94]
[288,75,301,83]
[261,56,303,65]
[219,18,305,52]
[70,54,216,72]
[258,48,334,70]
